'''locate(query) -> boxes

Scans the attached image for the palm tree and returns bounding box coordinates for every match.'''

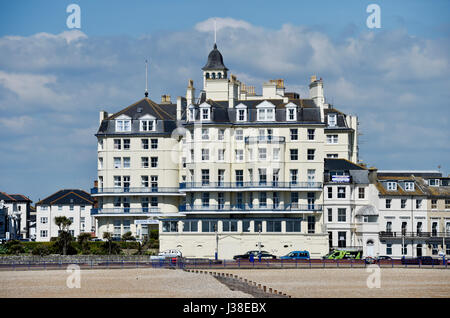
[121,231,135,255]
[77,232,92,254]
[103,232,113,255]
[54,216,72,255]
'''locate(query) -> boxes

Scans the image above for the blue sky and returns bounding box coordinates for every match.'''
[0,1,449,202]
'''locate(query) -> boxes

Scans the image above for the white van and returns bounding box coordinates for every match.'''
[150,249,182,260]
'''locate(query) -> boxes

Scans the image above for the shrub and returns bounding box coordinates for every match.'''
[31,244,51,256]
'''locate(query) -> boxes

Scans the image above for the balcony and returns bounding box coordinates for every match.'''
[378,231,450,239]
[245,136,285,144]
[91,187,183,196]
[91,208,161,216]
[179,181,322,191]
[178,203,322,214]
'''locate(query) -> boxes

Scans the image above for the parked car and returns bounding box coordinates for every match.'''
[323,249,363,260]
[233,250,276,260]
[150,249,182,260]
[401,256,441,265]
[376,255,392,262]
[418,256,441,265]
[365,255,393,264]
[364,256,377,264]
[280,251,310,260]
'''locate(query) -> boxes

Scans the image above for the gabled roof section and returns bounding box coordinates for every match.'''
[0,192,31,202]
[108,98,176,121]
[375,176,426,196]
[324,159,366,171]
[37,189,94,206]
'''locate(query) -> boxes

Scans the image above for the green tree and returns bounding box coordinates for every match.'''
[54,216,72,255]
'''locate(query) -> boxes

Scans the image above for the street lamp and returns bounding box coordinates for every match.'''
[258,223,262,255]
[214,223,218,261]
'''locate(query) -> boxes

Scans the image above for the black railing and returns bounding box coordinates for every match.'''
[379,231,450,238]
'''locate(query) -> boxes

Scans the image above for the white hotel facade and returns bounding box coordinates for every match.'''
[92,43,359,259]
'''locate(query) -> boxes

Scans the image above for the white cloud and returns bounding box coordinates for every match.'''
[0,71,70,108]
[1,18,449,201]
[195,17,253,32]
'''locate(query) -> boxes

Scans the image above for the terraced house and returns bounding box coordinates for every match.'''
[92,43,360,259]
[375,171,450,258]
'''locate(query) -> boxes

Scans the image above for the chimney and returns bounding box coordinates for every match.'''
[228,74,238,108]
[309,75,325,122]
[161,94,171,104]
[99,111,108,124]
[176,96,186,121]
[186,79,195,105]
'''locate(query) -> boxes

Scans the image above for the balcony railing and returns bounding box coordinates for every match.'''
[179,181,322,190]
[379,231,450,238]
[178,203,322,212]
[245,136,286,144]
[91,187,182,195]
[91,208,161,215]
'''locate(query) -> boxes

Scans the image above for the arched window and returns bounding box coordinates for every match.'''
[212,72,216,79]
[217,72,222,79]
[205,73,210,79]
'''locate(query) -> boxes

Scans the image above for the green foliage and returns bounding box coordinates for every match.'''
[31,244,51,256]
[5,240,25,255]
[0,245,8,254]
[121,231,136,241]
[77,232,92,254]
[149,229,159,240]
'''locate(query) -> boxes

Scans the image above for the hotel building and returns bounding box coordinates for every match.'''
[92,43,359,259]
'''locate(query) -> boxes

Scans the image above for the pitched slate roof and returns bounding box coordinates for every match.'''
[375,175,426,196]
[37,189,94,206]
[415,177,450,199]
[108,98,176,120]
[97,97,178,135]
[187,98,322,124]
[324,159,366,171]
[324,108,350,129]
[0,192,31,202]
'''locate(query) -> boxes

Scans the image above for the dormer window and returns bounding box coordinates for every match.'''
[115,115,131,132]
[328,113,337,127]
[256,101,276,121]
[235,103,247,122]
[285,103,297,121]
[139,114,156,132]
[429,179,440,187]
[387,182,397,191]
[199,102,211,121]
[201,108,210,120]
[140,120,155,131]
[404,182,415,191]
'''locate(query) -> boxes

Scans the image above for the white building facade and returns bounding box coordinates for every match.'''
[92,43,363,259]
[36,189,95,241]
[0,192,32,240]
